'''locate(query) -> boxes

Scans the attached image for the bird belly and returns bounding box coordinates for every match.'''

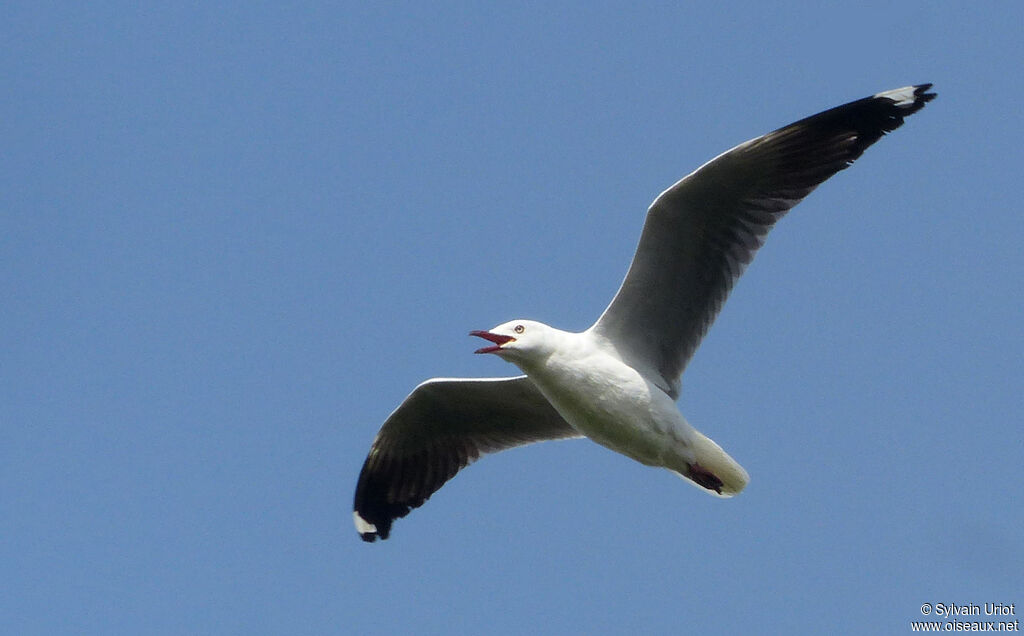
[523,354,695,469]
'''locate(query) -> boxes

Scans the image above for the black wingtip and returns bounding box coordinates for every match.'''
[876,83,937,117]
[353,442,446,542]
[915,83,936,99]
[353,469,403,542]
[354,509,395,542]
[779,83,937,165]
[916,84,937,110]
[352,455,400,542]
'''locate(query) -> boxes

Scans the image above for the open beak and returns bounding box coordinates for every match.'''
[470,330,515,354]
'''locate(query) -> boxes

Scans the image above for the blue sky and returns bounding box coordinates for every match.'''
[3,3,1021,634]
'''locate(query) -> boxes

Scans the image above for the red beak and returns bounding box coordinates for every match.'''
[470,330,515,354]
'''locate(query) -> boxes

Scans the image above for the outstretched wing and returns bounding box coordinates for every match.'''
[590,85,935,396]
[354,375,580,541]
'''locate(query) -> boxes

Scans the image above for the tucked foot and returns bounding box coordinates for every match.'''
[687,462,724,494]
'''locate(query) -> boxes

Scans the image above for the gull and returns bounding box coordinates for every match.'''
[354,84,935,541]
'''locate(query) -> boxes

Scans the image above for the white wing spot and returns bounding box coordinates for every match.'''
[353,511,377,535]
[874,86,917,107]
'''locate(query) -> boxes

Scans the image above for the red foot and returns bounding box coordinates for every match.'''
[688,462,723,494]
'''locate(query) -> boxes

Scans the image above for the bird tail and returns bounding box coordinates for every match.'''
[679,430,749,497]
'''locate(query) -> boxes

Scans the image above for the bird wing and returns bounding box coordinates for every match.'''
[590,84,935,397]
[354,375,580,541]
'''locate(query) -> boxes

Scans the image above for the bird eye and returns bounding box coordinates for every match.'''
[514,324,525,334]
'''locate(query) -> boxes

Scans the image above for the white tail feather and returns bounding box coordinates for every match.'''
[679,430,749,497]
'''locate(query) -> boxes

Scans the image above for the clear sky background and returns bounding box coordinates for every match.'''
[3,3,1021,634]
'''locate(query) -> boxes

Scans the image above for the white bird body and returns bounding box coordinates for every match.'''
[494,320,747,495]
[519,326,689,468]
[354,84,935,541]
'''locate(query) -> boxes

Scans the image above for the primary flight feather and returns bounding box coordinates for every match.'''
[355,84,935,541]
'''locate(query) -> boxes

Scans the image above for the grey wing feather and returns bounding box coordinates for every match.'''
[591,84,935,396]
[354,375,579,541]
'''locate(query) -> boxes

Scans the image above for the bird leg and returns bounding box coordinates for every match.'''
[687,462,723,494]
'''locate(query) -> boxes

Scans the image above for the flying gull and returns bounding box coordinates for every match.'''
[354,84,935,541]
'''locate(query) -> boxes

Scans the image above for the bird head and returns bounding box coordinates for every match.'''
[470,320,552,362]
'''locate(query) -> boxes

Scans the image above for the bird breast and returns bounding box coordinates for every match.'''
[520,348,694,467]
